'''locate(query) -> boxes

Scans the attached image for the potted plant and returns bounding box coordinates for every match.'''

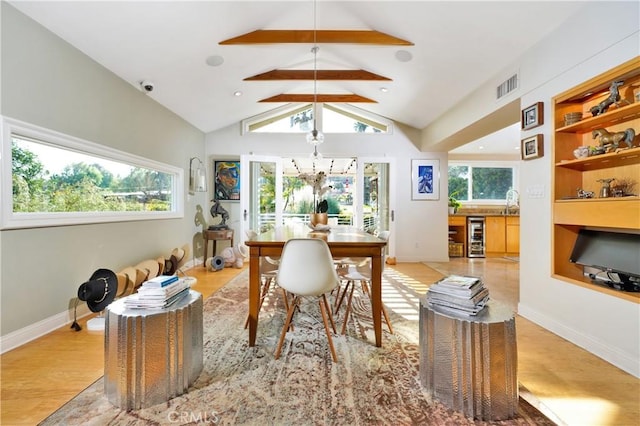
[448,192,461,214]
[299,171,332,225]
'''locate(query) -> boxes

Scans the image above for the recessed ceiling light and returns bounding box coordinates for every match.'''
[478,146,485,150]
[380,87,388,93]
[206,55,224,67]
[233,91,242,97]
[395,50,413,62]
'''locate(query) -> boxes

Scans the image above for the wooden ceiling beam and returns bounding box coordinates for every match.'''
[220,30,413,46]
[259,94,377,103]
[245,69,391,81]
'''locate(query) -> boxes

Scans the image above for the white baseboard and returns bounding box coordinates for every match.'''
[518,303,639,378]
[0,304,91,354]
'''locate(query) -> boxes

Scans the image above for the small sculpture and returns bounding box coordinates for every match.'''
[597,178,615,198]
[209,198,230,230]
[592,128,635,152]
[590,80,627,116]
[577,188,595,199]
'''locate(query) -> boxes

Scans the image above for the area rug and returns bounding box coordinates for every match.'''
[40,270,554,426]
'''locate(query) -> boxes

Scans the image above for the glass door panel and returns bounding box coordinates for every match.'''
[356,158,395,255]
[240,155,282,238]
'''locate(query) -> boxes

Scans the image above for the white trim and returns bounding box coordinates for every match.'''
[1,116,184,229]
[0,304,93,354]
[518,303,640,378]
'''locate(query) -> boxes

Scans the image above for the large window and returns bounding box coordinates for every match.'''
[448,161,518,203]
[2,117,183,229]
[242,103,392,134]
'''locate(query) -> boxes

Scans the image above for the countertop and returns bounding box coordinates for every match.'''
[449,213,520,217]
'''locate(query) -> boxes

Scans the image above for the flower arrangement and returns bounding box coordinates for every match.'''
[299,171,332,213]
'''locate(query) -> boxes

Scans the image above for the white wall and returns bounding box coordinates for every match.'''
[204,123,450,263]
[0,4,206,346]
[429,1,640,377]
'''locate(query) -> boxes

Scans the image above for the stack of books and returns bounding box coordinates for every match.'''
[426,274,489,316]
[124,275,190,309]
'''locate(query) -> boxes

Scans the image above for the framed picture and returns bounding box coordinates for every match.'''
[213,160,240,201]
[521,134,544,160]
[521,102,543,130]
[411,159,440,200]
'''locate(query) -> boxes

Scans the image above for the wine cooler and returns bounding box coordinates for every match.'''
[467,217,486,258]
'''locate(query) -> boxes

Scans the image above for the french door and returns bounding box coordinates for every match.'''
[240,155,283,239]
[356,157,396,257]
[240,155,394,256]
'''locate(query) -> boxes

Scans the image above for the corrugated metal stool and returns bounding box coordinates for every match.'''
[104,290,203,410]
[419,299,518,421]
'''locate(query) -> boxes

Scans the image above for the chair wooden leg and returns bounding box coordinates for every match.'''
[280,288,294,331]
[340,282,356,335]
[381,303,394,334]
[334,280,352,312]
[322,294,337,334]
[275,296,299,360]
[319,296,338,362]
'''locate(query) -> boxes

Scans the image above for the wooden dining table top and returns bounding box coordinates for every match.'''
[245,224,387,248]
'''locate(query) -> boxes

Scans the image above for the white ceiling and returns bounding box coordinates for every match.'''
[9,1,587,154]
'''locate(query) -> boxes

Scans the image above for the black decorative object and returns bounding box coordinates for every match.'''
[209,198,230,230]
[590,80,626,116]
[73,268,118,332]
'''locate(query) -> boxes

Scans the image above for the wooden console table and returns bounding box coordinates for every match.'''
[203,229,234,265]
[419,299,518,421]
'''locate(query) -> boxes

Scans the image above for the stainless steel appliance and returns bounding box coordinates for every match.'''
[467,217,485,258]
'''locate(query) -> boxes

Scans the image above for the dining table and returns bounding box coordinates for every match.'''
[244,224,388,348]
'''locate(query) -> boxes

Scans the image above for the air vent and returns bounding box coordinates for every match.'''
[496,74,519,99]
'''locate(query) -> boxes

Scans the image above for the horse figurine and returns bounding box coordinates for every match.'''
[209,198,230,229]
[590,80,628,116]
[592,128,636,151]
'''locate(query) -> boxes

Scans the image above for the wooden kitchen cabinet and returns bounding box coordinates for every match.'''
[448,215,466,257]
[485,216,506,255]
[506,216,520,254]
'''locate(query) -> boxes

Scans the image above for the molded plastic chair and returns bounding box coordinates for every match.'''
[274,238,340,362]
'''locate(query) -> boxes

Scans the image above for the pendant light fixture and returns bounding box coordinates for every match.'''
[306,0,324,150]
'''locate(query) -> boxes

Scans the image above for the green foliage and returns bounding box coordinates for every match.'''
[11,143,171,213]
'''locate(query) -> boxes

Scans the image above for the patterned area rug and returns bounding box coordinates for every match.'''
[40,270,554,425]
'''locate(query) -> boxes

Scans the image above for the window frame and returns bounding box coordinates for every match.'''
[1,116,184,230]
[448,160,519,205]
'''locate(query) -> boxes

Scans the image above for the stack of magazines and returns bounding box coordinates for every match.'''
[124,275,190,309]
[426,274,489,316]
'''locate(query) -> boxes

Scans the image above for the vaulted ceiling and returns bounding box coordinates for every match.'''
[9,1,587,139]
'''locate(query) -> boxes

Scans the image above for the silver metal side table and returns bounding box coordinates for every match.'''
[419,298,518,421]
[104,290,203,410]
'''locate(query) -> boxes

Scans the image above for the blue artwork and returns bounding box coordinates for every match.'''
[417,165,433,194]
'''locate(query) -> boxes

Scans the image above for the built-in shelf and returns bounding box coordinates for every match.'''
[555,146,640,171]
[556,103,640,134]
[552,56,640,303]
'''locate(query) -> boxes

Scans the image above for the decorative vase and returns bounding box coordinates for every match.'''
[310,213,328,226]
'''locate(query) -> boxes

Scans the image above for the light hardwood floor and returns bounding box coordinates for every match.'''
[1,260,638,425]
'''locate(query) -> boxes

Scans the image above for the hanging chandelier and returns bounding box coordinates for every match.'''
[306,0,324,149]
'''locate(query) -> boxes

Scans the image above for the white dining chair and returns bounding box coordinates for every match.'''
[274,238,340,362]
[335,230,394,335]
